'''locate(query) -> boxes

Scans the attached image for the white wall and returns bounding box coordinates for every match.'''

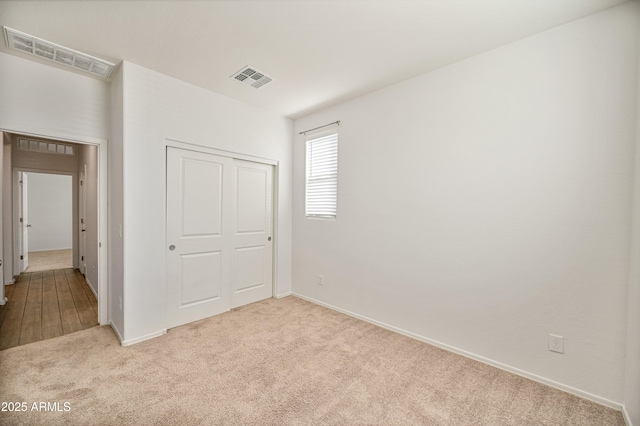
[624,3,640,424]
[109,66,125,339]
[293,2,637,407]
[26,172,72,252]
[0,53,110,142]
[119,62,292,343]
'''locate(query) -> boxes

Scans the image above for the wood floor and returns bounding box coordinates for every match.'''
[0,269,98,350]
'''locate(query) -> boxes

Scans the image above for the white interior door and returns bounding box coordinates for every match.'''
[231,159,273,308]
[79,168,86,274]
[166,147,233,328]
[166,147,274,329]
[20,172,29,272]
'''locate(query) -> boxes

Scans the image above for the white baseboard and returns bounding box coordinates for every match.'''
[292,293,623,412]
[623,405,633,426]
[275,291,292,299]
[28,247,72,252]
[85,277,98,298]
[4,279,15,285]
[121,329,167,347]
[110,322,124,343]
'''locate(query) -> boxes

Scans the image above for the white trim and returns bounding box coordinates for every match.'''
[110,321,124,343]
[1,125,109,327]
[165,138,278,166]
[0,123,106,146]
[85,277,98,298]
[96,134,108,326]
[271,163,280,299]
[4,279,15,285]
[275,291,291,299]
[121,329,167,347]
[292,293,624,412]
[623,405,633,426]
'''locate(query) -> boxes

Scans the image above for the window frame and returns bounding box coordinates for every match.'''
[304,126,339,220]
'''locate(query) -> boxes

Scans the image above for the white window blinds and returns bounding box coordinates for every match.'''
[305,125,338,219]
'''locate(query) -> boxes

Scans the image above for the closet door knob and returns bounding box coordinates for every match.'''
[169,245,176,251]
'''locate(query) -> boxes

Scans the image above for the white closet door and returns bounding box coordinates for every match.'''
[166,147,233,329]
[166,147,274,329]
[231,159,273,308]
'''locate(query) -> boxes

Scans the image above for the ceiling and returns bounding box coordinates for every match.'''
[0,0,629,119]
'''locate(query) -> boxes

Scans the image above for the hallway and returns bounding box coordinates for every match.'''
[0,269,98,350]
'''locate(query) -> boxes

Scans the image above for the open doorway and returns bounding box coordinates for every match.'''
[22,172,74,272]
[0,133,102,349]
[6,136,100,292]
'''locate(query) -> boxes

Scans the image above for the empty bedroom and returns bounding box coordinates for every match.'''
[0,1,639,425]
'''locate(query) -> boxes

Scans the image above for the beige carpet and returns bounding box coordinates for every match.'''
[25,249,73,272]
[0,297,624,425]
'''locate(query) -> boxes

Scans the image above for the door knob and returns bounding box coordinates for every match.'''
[169,245,176,251]
[26,224,32,228]
[267,237,271,241]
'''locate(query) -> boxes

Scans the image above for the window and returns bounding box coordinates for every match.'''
[305,125,339,219]
[17,138,74,156]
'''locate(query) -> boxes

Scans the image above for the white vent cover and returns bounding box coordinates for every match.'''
[230,66,273,89]
[3,26,116,79]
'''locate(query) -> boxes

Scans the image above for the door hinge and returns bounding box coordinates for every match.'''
[19,217,23,223]
[81,256,84,261]
[81,218,84,224]
[20,255,24,260]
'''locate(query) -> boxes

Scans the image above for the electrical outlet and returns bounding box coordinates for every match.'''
[549,334,564,354]
[317,275,324,286]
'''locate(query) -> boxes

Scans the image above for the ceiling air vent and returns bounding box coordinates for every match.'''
[3,26,116,79]
[230,66,273,89]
